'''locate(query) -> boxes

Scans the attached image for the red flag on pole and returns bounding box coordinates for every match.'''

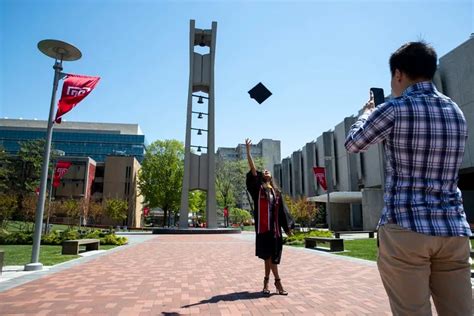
[313,167,327,191]
[53,161,72,188]
[55,74,100,123]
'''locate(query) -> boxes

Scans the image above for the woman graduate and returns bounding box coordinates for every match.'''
[245,138,294,295]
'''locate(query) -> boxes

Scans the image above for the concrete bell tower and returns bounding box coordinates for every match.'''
[179,20,218,229]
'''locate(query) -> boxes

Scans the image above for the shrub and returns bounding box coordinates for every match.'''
[41,230,62,245]
[284,229,333,246]
[0,227,127,246]
[100,234,128,246]
[0,231,33,245]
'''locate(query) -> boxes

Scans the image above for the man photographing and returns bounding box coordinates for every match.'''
[345,42,472,315]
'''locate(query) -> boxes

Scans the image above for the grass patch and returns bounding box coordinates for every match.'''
[0,244,118,266]
[338,239,474,264]
[336,239,378,261]
[241,225,255,232]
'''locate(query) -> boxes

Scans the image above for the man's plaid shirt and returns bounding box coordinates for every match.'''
[345,81,471,236]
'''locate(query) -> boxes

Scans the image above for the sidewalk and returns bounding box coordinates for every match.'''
[0,232,468,315]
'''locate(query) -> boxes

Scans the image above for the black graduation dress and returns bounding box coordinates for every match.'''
[246,171,294,264]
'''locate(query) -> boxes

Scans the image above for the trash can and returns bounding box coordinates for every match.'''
[0,250,4,276]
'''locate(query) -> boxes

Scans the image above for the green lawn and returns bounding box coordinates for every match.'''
[0,244,117,266]
[292,238,474,264]
[336,239,378,261]
[241,225,255,232]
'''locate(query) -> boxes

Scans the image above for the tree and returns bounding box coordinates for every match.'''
[138,140,184,227]
[284,195,319,227]
[0,194,17,228]
[60,199,81,227]
[215,158,264,212]
[18,194,38,231]
[104,198,128,225]
[229,207,252,225]
[0,146,12,193]
[88,200,104,224]
[11,139,45,194]
[215,159,236,209]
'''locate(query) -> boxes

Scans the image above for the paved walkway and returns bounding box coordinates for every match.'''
[0,232,463,315]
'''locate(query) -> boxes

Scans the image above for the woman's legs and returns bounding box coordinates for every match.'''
[270,262,280,279]
[264,258,271,278]
[270,261,288,295]
[262,259,271,294]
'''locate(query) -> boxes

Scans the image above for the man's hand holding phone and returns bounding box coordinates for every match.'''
[363,91,376,115]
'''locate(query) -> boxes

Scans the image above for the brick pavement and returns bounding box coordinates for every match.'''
[0,232,446,315]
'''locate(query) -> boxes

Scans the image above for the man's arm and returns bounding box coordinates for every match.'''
[345,100,395,153]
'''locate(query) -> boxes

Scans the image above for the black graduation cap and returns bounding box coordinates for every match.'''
[248,82,272,104]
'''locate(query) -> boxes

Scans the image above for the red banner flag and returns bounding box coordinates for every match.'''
[53,161,72,188]
[55,74,100,123]
[313,167,327,191]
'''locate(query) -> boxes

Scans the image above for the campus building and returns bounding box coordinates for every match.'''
[0,119,146,227]
[0,119,145,163]
[217,138,281,176]
[277,35,474,231]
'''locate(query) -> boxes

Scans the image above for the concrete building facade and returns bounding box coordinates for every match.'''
[217,139,281,176]
[277,36,474,231]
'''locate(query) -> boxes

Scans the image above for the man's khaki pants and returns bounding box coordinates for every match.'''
[377,224,472,316]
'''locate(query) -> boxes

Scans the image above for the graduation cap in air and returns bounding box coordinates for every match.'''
[248,82,272,104]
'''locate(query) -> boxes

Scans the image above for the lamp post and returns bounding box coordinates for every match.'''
[25,40,81,271]
[45,149,65,234]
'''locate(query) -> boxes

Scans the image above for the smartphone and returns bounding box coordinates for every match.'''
[370,87,385,107]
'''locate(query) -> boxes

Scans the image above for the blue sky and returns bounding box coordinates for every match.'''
[1,0,473,158]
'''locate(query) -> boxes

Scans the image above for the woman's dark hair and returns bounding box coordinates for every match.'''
[389,41,437,80]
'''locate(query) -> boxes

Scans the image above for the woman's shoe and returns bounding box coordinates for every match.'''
[274,278,288,295]
[262,277,270,294]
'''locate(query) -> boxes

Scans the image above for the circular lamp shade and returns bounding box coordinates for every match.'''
[37,39,82,61]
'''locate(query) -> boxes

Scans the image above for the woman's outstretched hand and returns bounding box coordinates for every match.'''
[245,138,252,150]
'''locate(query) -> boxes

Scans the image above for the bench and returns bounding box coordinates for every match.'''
[62,239,100,255]
[334,231,375,239]
[305,237,344,252]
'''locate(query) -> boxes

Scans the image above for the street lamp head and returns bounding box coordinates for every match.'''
[37,39,82,61]
[198,112,203,119]
[197,96,204,104]
[197,146,202,152]
[197,129,202,135]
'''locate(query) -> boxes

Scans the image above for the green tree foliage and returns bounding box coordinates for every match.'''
[189,190,206,212]
[0,194,18,228]
[0,146,13,193]
[104,199,128,224]
[215,158,265,212]
[229,207,252,225]
[60,199,81,227]
[284,195,320,227]
[88,200,104,224]
[138,140,184,227]
[11,139,46,195]
[215,159,236,209]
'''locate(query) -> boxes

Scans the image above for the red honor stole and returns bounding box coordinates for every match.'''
[257,186,281,237]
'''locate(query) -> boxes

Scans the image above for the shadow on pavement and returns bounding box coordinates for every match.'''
[181,291,272,308]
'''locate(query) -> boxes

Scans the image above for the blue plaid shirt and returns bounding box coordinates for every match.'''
[345,81,471,237]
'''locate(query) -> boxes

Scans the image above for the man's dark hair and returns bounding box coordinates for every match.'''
[389,41,438,80]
